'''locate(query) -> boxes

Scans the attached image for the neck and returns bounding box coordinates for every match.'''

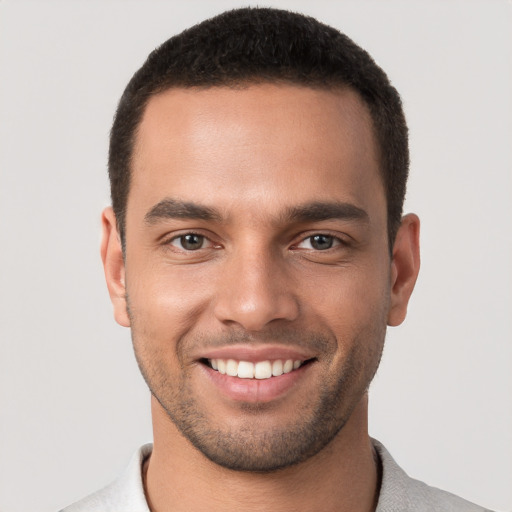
[144,394,379,512]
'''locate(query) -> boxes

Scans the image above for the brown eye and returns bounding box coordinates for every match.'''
[295,234,341,251]
[309,234,335,250]
[172,233,205,251]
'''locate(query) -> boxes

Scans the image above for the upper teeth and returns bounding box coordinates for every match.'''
[210,359,303,379]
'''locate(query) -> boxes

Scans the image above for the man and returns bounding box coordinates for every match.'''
[62,7,491,512]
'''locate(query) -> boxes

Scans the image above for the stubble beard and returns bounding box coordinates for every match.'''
[156,370,365,473]
[130,318,386,473]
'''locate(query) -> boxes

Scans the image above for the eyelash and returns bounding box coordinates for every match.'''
[293,234,344,251]
[166,232,217,251]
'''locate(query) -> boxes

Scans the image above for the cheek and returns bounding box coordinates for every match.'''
[302,262,390,320]
[301,263,390,365]
[125,261,216,340]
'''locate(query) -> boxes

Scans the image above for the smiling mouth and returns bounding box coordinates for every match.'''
[202,358,315,380]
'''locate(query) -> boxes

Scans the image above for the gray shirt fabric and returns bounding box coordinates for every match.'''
[60,440,492,511]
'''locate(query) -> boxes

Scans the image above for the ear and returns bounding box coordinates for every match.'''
[100,207,130,327]
[387,213,421,326]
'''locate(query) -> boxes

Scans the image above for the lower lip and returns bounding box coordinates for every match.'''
[200,363,311,403]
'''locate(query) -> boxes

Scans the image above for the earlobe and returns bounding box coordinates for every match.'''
[387,213,421,327]
[101,207,130,327]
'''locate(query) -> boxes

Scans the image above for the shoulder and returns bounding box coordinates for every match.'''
[373,439,493,512]
[59,444,152,512]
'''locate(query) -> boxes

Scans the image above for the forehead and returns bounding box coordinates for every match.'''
[129,84,383,222]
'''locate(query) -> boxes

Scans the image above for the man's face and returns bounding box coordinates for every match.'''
[109,84,399,471]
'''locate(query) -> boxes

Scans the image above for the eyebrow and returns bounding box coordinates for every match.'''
[144,198,369,225]
[281,201,369,225]
[144,198,222,224]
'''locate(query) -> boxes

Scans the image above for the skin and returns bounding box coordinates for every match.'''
[101,84,420,512]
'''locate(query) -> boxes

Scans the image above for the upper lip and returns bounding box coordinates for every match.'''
[197,344,316,363]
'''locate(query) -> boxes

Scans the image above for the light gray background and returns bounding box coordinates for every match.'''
[0,1,511,511]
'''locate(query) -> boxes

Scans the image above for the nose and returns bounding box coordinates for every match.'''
[213,244,300,332]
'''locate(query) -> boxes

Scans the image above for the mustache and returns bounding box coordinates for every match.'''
[183,326,334,353]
